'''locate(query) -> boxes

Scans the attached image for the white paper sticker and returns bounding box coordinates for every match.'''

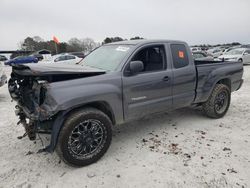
[116,46,130,52]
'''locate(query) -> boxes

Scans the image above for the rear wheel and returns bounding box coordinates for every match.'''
[56,108,112,167]
[202,84,230,118]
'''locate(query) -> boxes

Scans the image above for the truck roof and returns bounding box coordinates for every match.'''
[105,39,186,46]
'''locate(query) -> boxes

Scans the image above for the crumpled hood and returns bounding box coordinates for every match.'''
[12,63,106,76]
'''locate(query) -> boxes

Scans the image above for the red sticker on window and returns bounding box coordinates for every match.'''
[178,51,184,58]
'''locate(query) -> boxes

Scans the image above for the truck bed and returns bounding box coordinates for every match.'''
[195,60,226,65]
[194,60,243,103]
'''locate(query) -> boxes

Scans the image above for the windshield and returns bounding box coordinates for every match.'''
[226,49,244,55]
[81,45,131,71]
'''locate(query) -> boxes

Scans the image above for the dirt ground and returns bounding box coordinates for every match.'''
[0,66,249,188]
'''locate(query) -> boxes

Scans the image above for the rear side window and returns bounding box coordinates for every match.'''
[55,56,66,62]
[171,44,189,68]
[66,55,76,60]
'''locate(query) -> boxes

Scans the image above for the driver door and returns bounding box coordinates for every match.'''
[122,44,173,121]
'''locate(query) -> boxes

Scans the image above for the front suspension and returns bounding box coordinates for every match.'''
[16,106,36,140]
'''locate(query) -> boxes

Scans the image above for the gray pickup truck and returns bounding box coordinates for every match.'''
[8,40,243,166]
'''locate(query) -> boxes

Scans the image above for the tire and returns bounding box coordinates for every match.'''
[238,58,243,63]
[202,84,231,118]
[56,107,112,167]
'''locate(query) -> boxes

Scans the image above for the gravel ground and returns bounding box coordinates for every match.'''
[0,66,250,188]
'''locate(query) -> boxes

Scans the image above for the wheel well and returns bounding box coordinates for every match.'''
[216,78,231,91]
[66,101,116,125]
[87,101,116,125]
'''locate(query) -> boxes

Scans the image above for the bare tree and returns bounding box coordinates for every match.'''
[81,38,98,53]
[33,36,44,42]
[68,38,82,51]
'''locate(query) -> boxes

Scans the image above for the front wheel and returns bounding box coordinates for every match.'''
[56,108,112,167]
[202,84,231,118]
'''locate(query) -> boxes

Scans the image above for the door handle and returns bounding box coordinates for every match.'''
[162,76,170,81]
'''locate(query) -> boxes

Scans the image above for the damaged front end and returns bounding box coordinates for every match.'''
[9,71,57,141]
[8,64,106,151]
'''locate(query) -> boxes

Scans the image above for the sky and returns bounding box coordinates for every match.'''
[0,0,250,50]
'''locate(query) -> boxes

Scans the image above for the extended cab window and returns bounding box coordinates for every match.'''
[131,45,165,72]
[171,44,189,68]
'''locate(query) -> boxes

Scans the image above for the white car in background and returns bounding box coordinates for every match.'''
[191,47,202,52]
[192,51,214,61]
[223,45,241,54]
[0,61,7,87]
[207,48,223,58]
[49,54,83,65]
[218,48,250,64]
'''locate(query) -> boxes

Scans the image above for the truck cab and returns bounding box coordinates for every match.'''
[121,41,196,120]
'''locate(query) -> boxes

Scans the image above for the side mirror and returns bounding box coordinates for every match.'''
[243,52,249,56]
[129,61,144,74]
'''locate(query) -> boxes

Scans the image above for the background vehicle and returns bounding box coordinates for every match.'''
[206,48,223,58]
[9,40,243,167]
[50,54,82,64]
[192,51,214,61]
[0,55,8,61]
[4,56,38,66]
[0,62,7,87]
[33,54,44,61]
[240,44,250,48]
[191,47,202,52]
[223,45,241,54]
[70,52,85,58]
[218,48,250,64]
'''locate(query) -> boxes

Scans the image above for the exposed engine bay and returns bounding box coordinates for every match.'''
[8,64,106,141]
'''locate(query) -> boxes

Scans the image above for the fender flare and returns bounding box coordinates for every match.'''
[43,101,117,152]
[203,76,231,102]
[43,110,70,152]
